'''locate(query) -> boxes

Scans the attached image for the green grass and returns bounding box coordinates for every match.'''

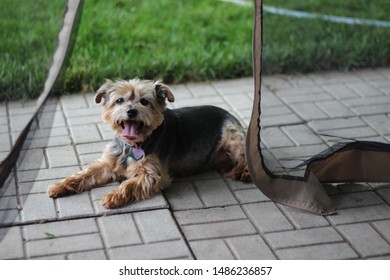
[1,0,390,101]
[63,0,253,93]
[0,0,64,101]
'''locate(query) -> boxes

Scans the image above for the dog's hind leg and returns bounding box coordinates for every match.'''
[216,121,251,182]
[47,151,119,198]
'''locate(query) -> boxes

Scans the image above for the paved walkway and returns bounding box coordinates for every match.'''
[1,67,390,259]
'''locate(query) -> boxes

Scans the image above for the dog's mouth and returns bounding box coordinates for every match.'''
[119,121,144,140]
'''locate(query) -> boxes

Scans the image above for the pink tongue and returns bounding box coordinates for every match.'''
[121,121,139,139]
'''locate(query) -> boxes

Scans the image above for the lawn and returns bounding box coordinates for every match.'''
[1,0,390,101]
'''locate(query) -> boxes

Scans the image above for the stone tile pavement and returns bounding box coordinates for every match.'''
[1,67,390,259]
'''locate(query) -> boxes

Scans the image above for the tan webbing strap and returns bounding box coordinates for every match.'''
[0,0,84,188]
[247,0,335,215]
[247,0,390,215]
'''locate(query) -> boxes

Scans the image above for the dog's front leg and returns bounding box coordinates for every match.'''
[101,155,171,208]
[48,155,118,198]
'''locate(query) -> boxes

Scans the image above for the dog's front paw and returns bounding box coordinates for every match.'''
[47,182,70,198]
[101,190,129,209]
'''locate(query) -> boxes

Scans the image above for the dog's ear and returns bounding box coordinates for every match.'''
[154,81,175,103]
[95,80,113,104]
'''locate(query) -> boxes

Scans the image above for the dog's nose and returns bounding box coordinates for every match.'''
[127,109,138,118]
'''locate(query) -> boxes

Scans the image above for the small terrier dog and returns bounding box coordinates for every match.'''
[48,78,250,208]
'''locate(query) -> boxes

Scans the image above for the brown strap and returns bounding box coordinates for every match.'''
[0,0,84,187]
[246,0,335,215]
[247,0,390,215]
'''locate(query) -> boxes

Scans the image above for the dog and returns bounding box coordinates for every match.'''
[48,78,251,208]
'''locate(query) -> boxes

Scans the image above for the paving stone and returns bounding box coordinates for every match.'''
[19,193,57,222]
[263,75,294,90]
[309,71,360,85]
[259,91,284,107]
[19,179,58,195]
[363,115,390,135]
[338,223,390,258]
[29,127,69,139]
[68,250,107,260]
[0,133,10,152]
[323,84,359,99]
[233,188,270,203]
[9,114,31,132]
[372,220,390,243]
[22,135,72,148]
[76,141,110,155]
[352,103,390,116]
[265,227,342,249]
[337,183,373,193]
[18,166,80,183]
[223,94,253,110]
[243,202,294,233]
[174,96,225,108]
[276,243,358,260]
[56,192,95,218]
[331,192,384,209]
[70,124,102,143]
[26,233,103,258]
[262,127,294,148]
[261,113,302,127]
[212,77,254,96]
[16,149,46,171]
[60,94,88,110]
[190,239,235,259]
[280,92,333,104]
[79,152,101,166]
[280,205,330,229]
[289,102,328,120]
[133,209,182,243]
[0,227,25,259]
[321,126,378,139]
[98,214,142,248]
[164,181,204,210]
[194,179,237,207]
[182,220,257,241]
[174,206,247,225]
[282,124,323,145]
[0,195,17,210]
[0,209,20,225]
[0,174,17,196]
[226,180,257,191]
[46,146,79,168]
[376,187,390,204]
[38,110,66,128]
[23,218,98,240]
[347,82,385,97]
[108,240,191,260]
[63,106,100,118]
[309,117,366,132]
[275,85,325,97]
[270,144,328,161]
[328,204,390,225]
[186,82,218,97]
[168,84,194,99]
[98,123,116,140]
[342,95,390,108]
[226,235,276,260]
[261,105,291,116]
[316,100,355,118]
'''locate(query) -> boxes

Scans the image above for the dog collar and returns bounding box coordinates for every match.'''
[127,144,145,161]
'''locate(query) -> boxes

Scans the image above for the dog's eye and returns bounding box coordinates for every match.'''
[140,98,149,106]
[116,97,124,105]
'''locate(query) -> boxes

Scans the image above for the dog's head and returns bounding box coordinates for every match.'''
[95,78,175,145]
